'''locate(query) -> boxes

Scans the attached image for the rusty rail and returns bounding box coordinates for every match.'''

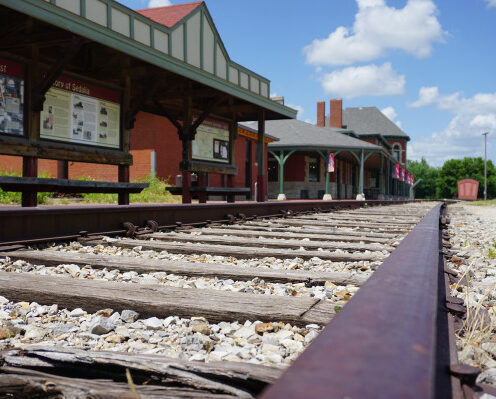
[261,203,448,399]
[0,200,408,246]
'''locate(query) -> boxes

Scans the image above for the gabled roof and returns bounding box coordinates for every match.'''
[245,119,382,151]
[137,2,203,28]
[327,107,409,140]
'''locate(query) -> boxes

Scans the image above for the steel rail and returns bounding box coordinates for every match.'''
[260,203,447,399]
[0,200,408,245]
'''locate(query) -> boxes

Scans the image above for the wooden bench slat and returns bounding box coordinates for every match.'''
[0,176,148,194]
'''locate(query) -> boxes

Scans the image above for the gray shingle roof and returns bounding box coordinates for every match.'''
[327,107,410,139]
[244,119,381,150]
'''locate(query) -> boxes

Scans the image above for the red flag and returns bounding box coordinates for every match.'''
[400,169,405,181]
[394,164,400,179]
[328,153,335,172]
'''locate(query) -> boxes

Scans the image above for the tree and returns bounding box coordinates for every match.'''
[407,158,439,199]
[435,157,496,199]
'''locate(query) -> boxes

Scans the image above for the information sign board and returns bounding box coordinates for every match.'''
[40,75,120,149]
[0,58,24,136]
[192,119,229,163]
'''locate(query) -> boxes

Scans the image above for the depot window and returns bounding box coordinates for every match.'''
[268,159,278,182]
[308,157,320,182]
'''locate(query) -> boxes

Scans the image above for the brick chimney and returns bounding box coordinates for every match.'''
[316,101,325,127]
[329,99,343,128]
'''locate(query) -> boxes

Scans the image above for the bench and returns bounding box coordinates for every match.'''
[0,176,148,205]
[166,186,251,203]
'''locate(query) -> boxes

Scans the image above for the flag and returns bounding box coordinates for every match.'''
[393,164,400,179]
[328,153,335,172]
[400,169,405,181]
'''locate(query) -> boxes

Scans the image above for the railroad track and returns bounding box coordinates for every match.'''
[0,201,491,398]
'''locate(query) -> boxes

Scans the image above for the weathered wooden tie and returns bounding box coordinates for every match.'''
[0,346,282,399]
[0,271,335,326]
[2,250,367,286]
[97,238,386,262]
[147,232,394,252]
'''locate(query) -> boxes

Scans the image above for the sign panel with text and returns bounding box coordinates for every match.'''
[192,119,230,163]
[0,58,24,136]
[40,75,120,149]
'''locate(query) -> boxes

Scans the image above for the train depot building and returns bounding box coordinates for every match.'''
[0,0,295,205]
[256,99,412,200]
[0,0,412,205]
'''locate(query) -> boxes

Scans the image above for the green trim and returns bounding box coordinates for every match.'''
[80,0,85,17]
[3,0,295,119]
[213,39,217,76]
[269,145,381,153]
[199,9,204,70]
[383,135,410,141]
[149,23,154,48]
[129,15,134,40]
[268,149,296,195]
[183,22,187,64]
[106,1,111,29]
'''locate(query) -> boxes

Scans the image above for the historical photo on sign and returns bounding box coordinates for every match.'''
[213,139,229,160]
[0,74,24,135]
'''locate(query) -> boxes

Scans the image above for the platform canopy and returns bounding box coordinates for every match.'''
[0,0,296,147]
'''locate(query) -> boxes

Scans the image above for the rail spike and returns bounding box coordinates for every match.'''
[122,222,136,238]
[146,220,159,232]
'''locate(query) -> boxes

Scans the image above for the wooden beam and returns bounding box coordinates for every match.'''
[0,136,132,165]
[0,30,74,51]
[0,270,335,326]
[4,250,367,286]
[0,346,281,398]
[32,36,86,111]
[97,237,385,262]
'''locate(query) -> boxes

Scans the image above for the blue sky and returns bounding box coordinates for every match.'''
[122,0,496,166]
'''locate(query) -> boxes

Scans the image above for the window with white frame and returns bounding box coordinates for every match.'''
[393,143,401,162]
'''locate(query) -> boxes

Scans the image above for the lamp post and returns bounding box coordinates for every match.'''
[483,132,489,201]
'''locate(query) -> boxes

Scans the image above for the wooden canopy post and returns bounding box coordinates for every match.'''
[226,119,237,203]
[181,94,193,204]
[57,161,69,179]
[119,74,132,205]
[379,153,384,197]
[257,110,266,202]
[21,156,37,207]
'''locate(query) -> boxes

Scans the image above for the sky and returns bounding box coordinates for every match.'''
[121,0,496,166]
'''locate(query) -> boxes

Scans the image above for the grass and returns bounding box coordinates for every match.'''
[468,199,496,206]
[453,262,496,369]
[0,172,181,205]
[80,175,180,204]
[489,243,496,259]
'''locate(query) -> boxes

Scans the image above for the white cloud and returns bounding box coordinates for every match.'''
[304,0,445,66]
[321,62,405,98]
[381,106,402,128]
[470,114,496,130]
[409,90,496,165]
[287,104,304,119]
[485,0,496,7]
[148,0,172,7]
[410,86,439,107]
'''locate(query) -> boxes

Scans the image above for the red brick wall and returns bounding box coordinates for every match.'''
[284,154,305,181]
[387,138,407,164]
[329,99,343,128]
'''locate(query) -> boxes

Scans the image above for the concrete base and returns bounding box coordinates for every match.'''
[356,193,366,201]
[322,193,333,201]
[277,193,287,201]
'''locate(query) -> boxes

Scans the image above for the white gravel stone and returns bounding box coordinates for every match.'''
[142,317,163,330]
